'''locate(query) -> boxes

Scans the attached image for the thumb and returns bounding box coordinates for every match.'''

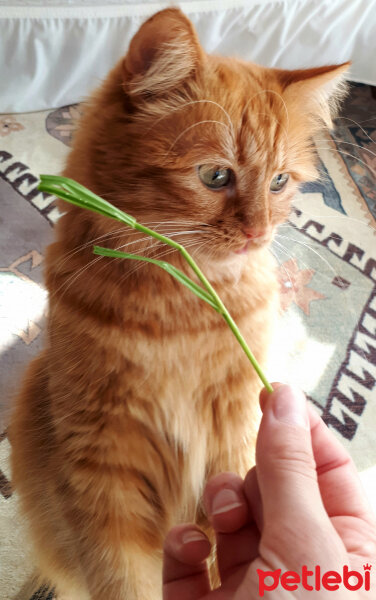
[256,385,329,542]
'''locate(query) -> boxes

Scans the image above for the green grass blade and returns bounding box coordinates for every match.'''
[161,264,222,310]
[40,174,272,392]
[93,246,220,311]
[161,265,221,312]
[39,175,137,227]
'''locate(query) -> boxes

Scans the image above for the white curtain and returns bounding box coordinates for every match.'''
[1,0,375,113]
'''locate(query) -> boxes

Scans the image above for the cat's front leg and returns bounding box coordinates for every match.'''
[59,524,163,600]
[55,419,182,600]
[202,373,262,482]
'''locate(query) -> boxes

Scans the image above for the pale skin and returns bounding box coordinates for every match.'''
[163,385,376,599]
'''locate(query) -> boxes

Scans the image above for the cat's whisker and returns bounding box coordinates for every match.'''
[274,234,365,315]
[50,223,184,275]
[275,233,340,280]
[285,209,376,233]
[313,146,376,177]
[77,237,168,306]
[334,116,376,145]
[272,238,325,306]
[52,229,167,288]
[241,89,290,132]
[357,116,376,125]
[247,111,289,145]
[273,237,314,279]
[54,224,196,278]
[198,239,221,266]
[173,239,211,269]
[269,243,296,296]
[50,256,103,301]
[50,235,160,309]
[189,241,213,265]
[166,120,231,157]
[164,230,205,244]
[148,220,203,227]
[48,254,105,322]
[104,234,160,255]
[186,238,211,255]
[54,230,207,310]
[114,238,207,302]
[52,226,130,276]
[315,137,376,158]
[163,230,203,236]
[272,238,294,262]
[145,99,235,139]
[119,244,177,283]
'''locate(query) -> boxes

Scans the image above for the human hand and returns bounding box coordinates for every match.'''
[163,385,376,598]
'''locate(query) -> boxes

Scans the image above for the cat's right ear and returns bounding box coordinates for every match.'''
[123,8,204,97]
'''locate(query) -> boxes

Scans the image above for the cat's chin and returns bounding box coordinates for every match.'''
[235,233,273,254]
[196,246,265,283]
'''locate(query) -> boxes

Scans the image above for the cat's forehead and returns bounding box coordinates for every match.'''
[140,57,290,172]
[162,59,288,169]
[202,57,287,121]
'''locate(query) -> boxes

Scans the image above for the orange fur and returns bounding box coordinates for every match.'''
[10,9,348,599]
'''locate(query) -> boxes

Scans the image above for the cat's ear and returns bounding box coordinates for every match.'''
[123,8,204,97]
[278,62,350,127]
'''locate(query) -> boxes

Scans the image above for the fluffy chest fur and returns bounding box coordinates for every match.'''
[46,236,277,521]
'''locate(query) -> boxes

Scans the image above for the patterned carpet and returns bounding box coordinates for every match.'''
[0,83,375,599]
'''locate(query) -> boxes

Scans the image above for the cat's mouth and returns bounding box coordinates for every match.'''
[235,239,254,254]
[235,231,273,254]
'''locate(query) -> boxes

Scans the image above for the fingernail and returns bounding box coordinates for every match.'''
[211,488,243,515]
[181,530,208,545]
[272,385,310,430]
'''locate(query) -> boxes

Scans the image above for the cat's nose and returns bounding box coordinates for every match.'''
[242,227,268,239]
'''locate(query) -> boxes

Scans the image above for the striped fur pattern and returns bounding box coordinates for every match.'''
[10,8,348,600]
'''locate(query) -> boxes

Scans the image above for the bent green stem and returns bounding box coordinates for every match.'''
[38,174,273,393]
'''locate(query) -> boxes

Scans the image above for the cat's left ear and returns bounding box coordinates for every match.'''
[123,8,204,97]
[277,62,350,127]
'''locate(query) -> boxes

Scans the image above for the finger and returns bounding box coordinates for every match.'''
[259,382,284,410]
[262,388,373,523]
[243,467,263,531]
[217,522,260,589]
[204,472,249,533]
[256,385,329,532]
[308,404,375,522]
[163,524,211,600]
[203,473,260,582]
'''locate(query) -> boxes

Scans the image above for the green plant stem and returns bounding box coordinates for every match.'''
[94,243,272,392]
[178,246,273,392]
[38,175,273,393]
[93,246,219,311]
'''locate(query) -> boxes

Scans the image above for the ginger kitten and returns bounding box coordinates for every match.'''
[10,8,348,600]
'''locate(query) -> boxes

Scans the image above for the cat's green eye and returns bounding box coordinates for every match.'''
[270,173,289,193]
[198,165,232,189]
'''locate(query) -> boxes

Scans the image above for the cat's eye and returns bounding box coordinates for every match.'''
[198,165,232,189]
[270,173,289,193]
